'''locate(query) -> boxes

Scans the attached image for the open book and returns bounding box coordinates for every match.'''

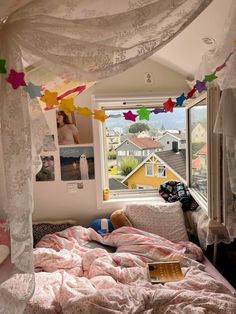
[148,261,184,284]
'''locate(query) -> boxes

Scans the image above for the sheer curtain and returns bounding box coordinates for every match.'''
[191,1,236,249]
[0,0,213,312]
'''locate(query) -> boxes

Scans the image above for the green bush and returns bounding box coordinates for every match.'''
[119,156,139,176]
[108,150,116,160]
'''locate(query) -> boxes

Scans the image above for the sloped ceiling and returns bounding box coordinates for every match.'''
[150,0,233,80]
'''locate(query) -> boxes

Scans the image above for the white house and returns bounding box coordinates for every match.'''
[158,131,186,151]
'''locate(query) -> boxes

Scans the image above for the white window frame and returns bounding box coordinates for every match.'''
[186,88,222,220]
[145,164,154,176]
[92,95,183,209]
[157,165,166,177]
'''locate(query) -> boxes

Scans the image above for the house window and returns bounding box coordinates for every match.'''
[157,165,166,177]
[94,97,186,199]
[145,164,154,176]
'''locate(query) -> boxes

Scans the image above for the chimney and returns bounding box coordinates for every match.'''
[172,141,179,153]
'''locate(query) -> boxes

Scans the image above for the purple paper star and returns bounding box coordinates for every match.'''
[152,107,165,114]
[123,110,138,122]
[176,93,186,107]
[6,69,26,89]
[194,80,207,93]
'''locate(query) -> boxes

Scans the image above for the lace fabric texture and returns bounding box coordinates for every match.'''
[0,0,213,313]
[193,1,236,248]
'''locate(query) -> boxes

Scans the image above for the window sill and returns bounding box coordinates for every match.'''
[100,195,163,209]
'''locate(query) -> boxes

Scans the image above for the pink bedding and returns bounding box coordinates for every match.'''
[9,226,236,313]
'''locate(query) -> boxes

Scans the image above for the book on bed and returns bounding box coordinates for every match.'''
[148,261,184,284]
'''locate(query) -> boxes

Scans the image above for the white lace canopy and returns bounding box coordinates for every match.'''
[0,0,214,312]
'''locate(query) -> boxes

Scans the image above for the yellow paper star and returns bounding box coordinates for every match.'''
[58,98,76,115]
[93,109,108,122]
[76,106,92,117]
[40,90,59,109]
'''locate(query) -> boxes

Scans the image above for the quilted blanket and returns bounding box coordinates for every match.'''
[4,226,236,313]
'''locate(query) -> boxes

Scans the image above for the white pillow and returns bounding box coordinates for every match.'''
[123,201,188,242]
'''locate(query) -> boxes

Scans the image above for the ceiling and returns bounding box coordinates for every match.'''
[150,0,233,80]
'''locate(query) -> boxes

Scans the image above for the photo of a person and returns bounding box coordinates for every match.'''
[56,110,80,145]
[60,146,95,181]
[36,156,55,181]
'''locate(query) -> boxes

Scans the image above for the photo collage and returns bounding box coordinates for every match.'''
[36,110,94,182]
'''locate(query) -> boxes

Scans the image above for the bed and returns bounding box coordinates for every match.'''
[20,221,235,314]
[1,201,235,313]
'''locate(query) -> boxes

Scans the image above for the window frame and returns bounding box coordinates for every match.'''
[157,165,166,178]
[92,95,185,208]
[145,163,154,177]
[186,88,222,219]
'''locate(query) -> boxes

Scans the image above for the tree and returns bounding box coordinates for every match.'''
[119,156,139,176]
[128,123,150,134]
[160,123,166,131]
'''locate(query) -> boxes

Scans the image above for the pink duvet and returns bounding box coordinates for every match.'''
[18,226,236,313]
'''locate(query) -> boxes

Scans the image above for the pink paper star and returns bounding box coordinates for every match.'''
[123,110,138,121]
[6,69,26,89]
[163,98,175,112]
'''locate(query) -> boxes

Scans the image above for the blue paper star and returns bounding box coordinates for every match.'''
[194,80,207,93]
[176,93,186,107]
[23,82,42,99]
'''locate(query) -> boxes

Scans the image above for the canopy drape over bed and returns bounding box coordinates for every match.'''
[5,0,236,312]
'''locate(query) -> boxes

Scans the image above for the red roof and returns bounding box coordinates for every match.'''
[198,144,207,155]
[129,136,162,149]
[192,156,201,169]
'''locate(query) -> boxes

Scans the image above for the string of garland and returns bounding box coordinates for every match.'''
[0,46,235,123]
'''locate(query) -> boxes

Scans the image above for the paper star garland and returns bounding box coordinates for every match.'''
[186,87,197,99]
[23,82,42,99]
[152,108,165,114]
[109,114,122,118]
[40,90,59,110]
[175,93,186,107]
[94,109,108,122]
[76,106,92,117]
[163,98,175,112]
[0,59,7,74]
[6,69,26,89]
[194,80,207,93]
[137,106,151,120]
[58,98,76,115]
[204,73,217,82]
[215,63,226,72]
[123,110,138,122]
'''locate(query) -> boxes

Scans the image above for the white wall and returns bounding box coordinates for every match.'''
[32,59,189,226]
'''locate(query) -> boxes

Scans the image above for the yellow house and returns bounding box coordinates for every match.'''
[122,152,183,189]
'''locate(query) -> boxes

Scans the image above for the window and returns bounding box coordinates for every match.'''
[157,165,166,177]
[94,97,186,200]
[145,164,154,176]
[186,88,222,215]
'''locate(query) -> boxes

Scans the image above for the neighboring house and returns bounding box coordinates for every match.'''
[106,129,121,151]
[158,131,186,151]
[191,122,207,143]
[192,144,207,176]
[137,130,150,138]
[122,152,181,190]
[115,136,162,164]
[109,178,128,190]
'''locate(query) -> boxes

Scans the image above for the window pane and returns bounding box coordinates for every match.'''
[105,107,186,191]
[189,101,207,199]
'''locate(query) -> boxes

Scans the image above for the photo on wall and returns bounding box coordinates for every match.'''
[36,155,55,181]
[60,146,95,181]
[56,110,93,146]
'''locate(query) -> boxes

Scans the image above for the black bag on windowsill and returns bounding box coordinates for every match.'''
[159,181,199,212]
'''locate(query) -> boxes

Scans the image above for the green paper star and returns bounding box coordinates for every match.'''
[137,106,151,120]
[0,59,7,74]
[204,73,217,82]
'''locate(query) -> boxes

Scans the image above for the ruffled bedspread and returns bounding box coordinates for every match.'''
[10,226,236,313]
